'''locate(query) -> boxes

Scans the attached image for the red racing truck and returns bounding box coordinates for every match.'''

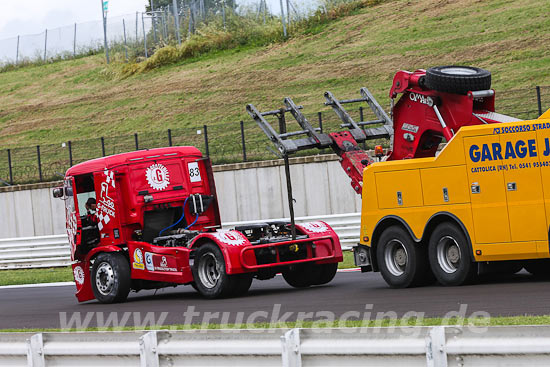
[53,147,342,303]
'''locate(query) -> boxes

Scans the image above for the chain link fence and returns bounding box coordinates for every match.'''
[0,85,547,186]
[0,0,316,66]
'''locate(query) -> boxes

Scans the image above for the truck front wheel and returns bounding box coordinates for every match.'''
[377,226,429,288]
[91,252,131,304]
[428,223,476,286]
[192,243,237,299]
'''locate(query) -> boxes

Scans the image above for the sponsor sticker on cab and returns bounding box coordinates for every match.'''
[133,248,145,270]
[144,252,178,272]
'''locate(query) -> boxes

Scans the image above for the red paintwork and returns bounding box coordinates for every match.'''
[328,131,372,195]
[333,69,506,194]
[59,147,341,302]
[389,69,499,161]
[72,261,94,302]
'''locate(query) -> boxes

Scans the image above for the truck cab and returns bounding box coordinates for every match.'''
[54,147,342,303]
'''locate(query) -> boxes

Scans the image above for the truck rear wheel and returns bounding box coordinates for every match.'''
[310,263,339,286]
[91,252,131,304]
[192,243,237,299]
[282,264,314,288]
[231,274,253,296]
[428,223,476,286]
[377,226,429,288]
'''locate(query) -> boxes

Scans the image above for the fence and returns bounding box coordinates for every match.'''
[0,0,316,67]
[1,85,548,186]
[0,212,359,269]
[3,326,550,366]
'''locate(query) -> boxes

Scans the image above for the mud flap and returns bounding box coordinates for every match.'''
[72,261,95,302]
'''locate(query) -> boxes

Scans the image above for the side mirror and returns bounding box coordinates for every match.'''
[52,187,64,198]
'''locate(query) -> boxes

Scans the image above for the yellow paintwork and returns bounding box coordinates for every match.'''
[360,115,550,262]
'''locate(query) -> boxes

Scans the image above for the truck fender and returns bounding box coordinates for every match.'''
[295,221,343,263]
[189,231,254,275]
[72,261,94,303]
[423,212,475,262]
[84,245,126,264]
[371,213,475,266]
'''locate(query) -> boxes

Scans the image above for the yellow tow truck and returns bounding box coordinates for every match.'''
[359,108,550,287]
[249,65,550,287]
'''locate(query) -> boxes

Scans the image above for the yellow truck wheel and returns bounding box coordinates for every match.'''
[428,223,477,286]
[376,226,430,288]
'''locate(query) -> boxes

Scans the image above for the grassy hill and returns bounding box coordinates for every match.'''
[1,0,549,151]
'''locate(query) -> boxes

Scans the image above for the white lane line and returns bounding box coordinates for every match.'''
[0,282,74,290]
[338,268,360,272]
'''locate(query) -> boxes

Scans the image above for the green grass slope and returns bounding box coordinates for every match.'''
[1,0,549,149]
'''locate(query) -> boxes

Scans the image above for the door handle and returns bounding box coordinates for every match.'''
[507,182,517,191]
[471,183,480,194]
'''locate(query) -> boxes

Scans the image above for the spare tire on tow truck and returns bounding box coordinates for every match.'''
[424,65,491,94]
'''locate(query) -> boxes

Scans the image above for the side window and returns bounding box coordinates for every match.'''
[64,179,76,216]
[74,174,97,219]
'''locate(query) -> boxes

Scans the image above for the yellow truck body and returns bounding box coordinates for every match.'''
[358,110,550,286]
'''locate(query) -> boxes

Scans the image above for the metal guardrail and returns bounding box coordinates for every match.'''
[2,326,550,366]
[0,213,361,270]
[0,235,71,270]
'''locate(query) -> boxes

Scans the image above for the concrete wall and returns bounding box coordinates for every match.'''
[0,154,361,239]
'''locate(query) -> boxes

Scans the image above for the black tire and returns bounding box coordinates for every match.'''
[91,252,131,304]
[376,226,430,288]
[428,223,477,286]
[524,259,550,278]
[230,274,253,296]
[282,264,314,288]
[192,243,237,299]
[425,66,491,95]
[310,263,339,286]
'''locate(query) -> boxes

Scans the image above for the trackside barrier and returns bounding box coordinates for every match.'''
[2,326,550,366]
[0,213,361,270]
[0,235,71,270]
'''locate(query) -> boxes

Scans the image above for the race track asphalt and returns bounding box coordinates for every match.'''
[1,270,549,330]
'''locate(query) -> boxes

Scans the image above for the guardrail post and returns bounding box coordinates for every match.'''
[27,333,45,367]
[36,145,42,182]
[536,86,542,116]
[135,133,139,150]
[7,149,13,185]
[240,120,247,162]
[168,129,173,146]
[101,137,106,157]
[281,328,301,367]
[425,326,448,367]
[140,331,160,367]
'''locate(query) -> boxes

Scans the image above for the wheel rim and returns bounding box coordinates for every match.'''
[440,67,477,76]
[384,239,408,276]
[198,253,220,289]
[95,262,115,296]
[436,236,461,274]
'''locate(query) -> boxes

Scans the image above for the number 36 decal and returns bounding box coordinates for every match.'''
[188,162,202,183]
